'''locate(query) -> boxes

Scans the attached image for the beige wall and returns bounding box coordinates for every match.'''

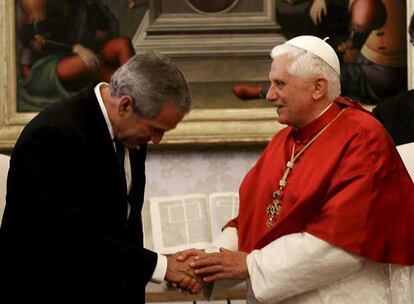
[142,149,262,250]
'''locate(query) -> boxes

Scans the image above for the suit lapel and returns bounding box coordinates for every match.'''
[80,85,129,220]
[126,144,147,239]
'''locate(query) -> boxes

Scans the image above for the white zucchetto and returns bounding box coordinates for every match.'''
[271,35,341,76]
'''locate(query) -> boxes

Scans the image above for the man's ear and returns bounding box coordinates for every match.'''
[312,78,328,100]
[118,96,134,116]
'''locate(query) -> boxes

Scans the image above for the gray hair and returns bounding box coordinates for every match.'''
[109,52,191,118]
[271,44,341,100]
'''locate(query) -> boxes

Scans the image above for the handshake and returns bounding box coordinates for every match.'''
[164,248,249,294]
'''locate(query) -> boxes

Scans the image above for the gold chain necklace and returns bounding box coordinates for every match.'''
[266,109,345,228]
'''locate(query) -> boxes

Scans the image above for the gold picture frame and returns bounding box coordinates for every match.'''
[0,1,413,151]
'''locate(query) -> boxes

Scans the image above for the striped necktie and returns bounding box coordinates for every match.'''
[114,138,127,194]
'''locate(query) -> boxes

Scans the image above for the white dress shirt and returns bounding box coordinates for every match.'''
[94,83,167,283]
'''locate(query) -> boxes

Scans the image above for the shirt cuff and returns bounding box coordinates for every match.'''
[207,227,239,252]
[150,253,167,283]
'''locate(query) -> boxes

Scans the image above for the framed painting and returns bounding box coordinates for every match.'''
[0,0,413,151]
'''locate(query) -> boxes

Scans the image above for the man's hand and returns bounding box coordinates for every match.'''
[177,248,209,262]
[30,34,46,54]
[165,252,203,294]
[310,0,327,26]
[72,44,100,72]
[190,248,249,283]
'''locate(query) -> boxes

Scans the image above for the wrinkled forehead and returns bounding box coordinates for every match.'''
[269,55,295,77]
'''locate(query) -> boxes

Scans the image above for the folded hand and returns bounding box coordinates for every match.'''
[190,248,249,283]
[165,250,204,294]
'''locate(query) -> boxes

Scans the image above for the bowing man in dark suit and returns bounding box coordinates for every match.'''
[1,52,201,302]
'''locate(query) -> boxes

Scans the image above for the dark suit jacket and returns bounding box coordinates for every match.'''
[1,85,157,303]
[373,90,414,146]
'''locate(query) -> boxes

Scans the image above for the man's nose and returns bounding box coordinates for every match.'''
[151,131,165,144]
[266,85,278,102]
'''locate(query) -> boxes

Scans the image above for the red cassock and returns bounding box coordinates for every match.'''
[227,98,414,265]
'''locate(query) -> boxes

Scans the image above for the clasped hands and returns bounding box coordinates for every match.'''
[164,248,248,294]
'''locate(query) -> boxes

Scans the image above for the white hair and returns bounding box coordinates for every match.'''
[271,44,341,100]
[110,52,191,118]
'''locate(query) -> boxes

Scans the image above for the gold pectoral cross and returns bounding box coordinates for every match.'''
[266,190,281,227]
[265,160,294,228]
[264,110,345,228]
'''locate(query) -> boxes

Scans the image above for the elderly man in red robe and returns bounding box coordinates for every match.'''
[178,35,414,302]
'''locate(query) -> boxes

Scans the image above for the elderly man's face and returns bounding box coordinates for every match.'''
[116,100,184,148]
[266,57,315,128]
